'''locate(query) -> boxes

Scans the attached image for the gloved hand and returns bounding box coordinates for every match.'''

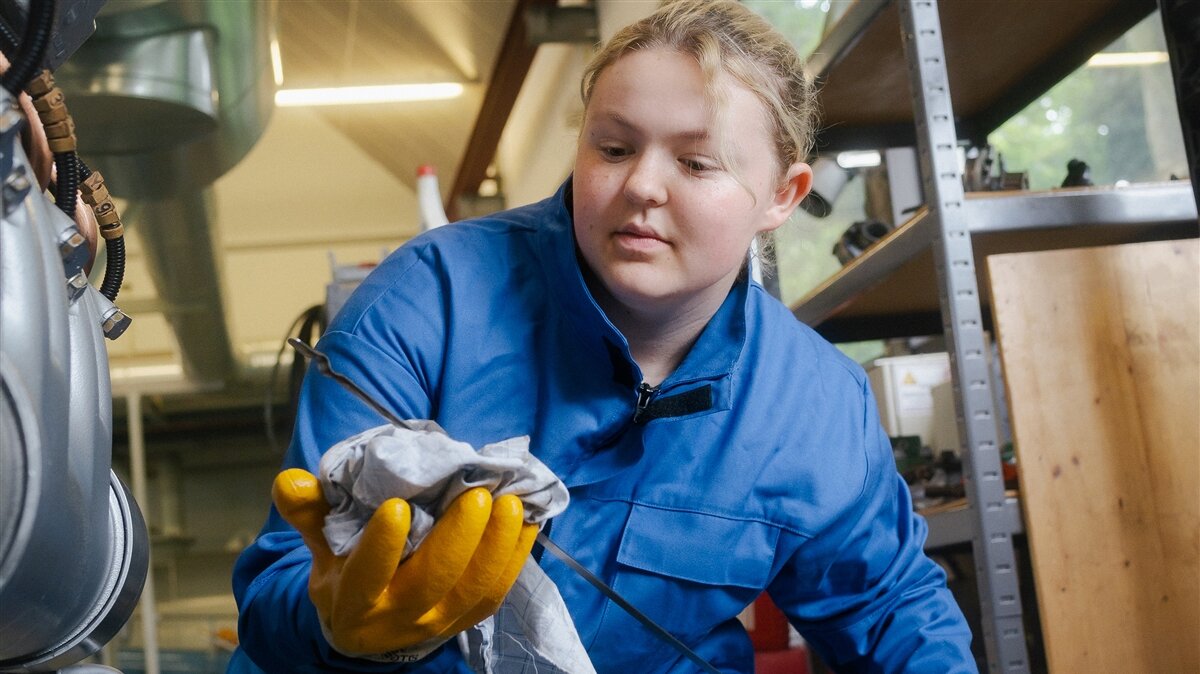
[272,468,539,658]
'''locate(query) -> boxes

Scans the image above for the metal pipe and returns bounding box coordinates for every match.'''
[127,392,160,674]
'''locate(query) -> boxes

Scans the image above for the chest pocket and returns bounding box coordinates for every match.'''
[587,504,780,672]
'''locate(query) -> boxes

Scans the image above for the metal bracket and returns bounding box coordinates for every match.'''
[897,1,1031,672]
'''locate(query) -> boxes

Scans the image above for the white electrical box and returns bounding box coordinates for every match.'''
[866,352,952,449]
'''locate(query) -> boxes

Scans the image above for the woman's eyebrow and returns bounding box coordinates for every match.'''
[595,110,711,142]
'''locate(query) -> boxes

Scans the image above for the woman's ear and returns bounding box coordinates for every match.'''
[761,161,813,233]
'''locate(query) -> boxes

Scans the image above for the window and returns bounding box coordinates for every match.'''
[988,12,1186,188]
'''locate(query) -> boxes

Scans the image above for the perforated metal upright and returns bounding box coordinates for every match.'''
[895,1,1031,672]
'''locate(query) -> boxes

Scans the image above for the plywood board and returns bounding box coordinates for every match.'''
[988,239,1199,672]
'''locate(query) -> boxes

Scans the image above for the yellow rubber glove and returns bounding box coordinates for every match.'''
[272,468,539,659]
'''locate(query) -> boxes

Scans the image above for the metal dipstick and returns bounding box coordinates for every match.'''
[287,338,417,430]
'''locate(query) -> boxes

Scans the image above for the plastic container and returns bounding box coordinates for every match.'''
[417,164,449,231]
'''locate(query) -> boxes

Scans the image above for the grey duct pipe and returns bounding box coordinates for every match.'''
[55,0,274,383]
[121,191,235,381]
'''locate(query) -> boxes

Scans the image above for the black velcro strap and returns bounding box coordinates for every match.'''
[636,385,713,424]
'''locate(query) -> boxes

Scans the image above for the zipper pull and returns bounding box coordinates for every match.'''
[633,382,659,424]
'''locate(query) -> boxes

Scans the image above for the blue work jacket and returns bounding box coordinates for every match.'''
[230,181,976,673]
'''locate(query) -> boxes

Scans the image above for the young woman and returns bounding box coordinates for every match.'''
[231,2,975,671]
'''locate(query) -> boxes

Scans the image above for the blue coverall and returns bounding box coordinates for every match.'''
[230,180,977,673]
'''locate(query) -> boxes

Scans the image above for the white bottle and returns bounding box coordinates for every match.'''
[417,164,450,232]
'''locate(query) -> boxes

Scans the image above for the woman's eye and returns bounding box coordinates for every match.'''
[599,145,629,160]
[682,158,713,173]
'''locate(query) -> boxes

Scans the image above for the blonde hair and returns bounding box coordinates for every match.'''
[580,0,818,182]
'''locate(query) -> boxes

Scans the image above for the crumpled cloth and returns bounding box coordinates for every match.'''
[317,421,596,674]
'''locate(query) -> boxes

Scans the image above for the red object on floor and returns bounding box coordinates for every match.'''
[747,594,811,673]
[755,647,811,674]
[748,594,789,651]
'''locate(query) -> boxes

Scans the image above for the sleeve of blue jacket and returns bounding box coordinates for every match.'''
[230,246,469,673]
[770,376,977,673]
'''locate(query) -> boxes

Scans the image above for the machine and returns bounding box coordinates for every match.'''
[0,0,149,671]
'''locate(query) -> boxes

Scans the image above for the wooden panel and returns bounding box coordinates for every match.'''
[988,239,1199,672]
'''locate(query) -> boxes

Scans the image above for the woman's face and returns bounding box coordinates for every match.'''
[572,48,810,322]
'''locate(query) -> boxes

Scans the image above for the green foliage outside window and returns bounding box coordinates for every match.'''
[989,13,1186,188]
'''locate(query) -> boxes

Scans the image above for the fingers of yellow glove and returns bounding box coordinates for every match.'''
[437,494,525,615]
[272,469,334,567]
[487,521,539,608]
[390,487,493,613]
[440,520,540,637]
[339,498,412,615]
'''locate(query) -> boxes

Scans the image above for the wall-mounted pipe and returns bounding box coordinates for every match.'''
[126,392,160,674]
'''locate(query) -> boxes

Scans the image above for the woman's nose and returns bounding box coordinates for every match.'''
[623,156,668,207]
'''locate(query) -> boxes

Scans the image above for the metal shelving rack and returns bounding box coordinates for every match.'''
[791,1,1200,672]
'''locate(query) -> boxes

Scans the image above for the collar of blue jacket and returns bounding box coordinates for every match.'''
[505,177,741,487]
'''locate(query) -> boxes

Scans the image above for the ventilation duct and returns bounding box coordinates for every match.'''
[55,0,274,383]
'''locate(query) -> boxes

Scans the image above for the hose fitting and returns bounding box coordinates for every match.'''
[79,169,127,302]
[79,170,124,240]
[25,70,77,154]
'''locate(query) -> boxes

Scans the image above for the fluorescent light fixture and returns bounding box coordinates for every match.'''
[837,150,882,169]
[275,83,464,107]
[110,363,184,380]
[1087,51,1169,68]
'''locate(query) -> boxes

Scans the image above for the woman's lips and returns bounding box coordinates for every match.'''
[613,228,669,253]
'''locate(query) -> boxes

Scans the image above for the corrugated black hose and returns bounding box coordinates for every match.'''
[0,15,19,57]
[53,149,76,217]
[98,234,125,301]
[0,0,55,98]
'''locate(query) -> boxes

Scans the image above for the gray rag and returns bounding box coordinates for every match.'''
[317,422,596,674]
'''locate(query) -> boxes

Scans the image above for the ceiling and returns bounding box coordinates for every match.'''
[274,0,511,196]
[70,0,664,415]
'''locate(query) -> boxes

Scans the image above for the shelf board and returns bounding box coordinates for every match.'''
[805,0,1158,151]
[791,182,1199,342]
[922,494,1023,550]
